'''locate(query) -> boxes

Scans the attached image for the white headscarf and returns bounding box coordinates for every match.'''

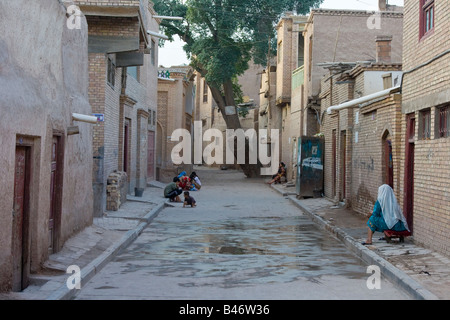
[377,184,409,231]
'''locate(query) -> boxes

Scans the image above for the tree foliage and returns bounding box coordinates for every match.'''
[153,0,323,176]
[153,0,323,87]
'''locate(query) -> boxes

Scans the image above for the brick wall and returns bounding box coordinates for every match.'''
[303,10,403,111]
[351,95,403,215]
[276,17,298,105]
[86,13,150,213]
[321,70,403,216]
[400,0,450,256]
[402,0,450,110]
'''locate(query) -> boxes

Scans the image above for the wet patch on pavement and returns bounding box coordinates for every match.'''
[114,215,369,287]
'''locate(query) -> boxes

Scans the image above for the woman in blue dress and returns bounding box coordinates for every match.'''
[362,184,409,245]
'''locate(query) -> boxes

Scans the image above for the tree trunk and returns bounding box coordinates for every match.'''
[209,80,261,178]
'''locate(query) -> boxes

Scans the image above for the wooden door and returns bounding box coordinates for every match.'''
[49,136,63,253]
[124,121,129,174]
[147,131,155,181]
[332,130,337,197]
[384,138,394,189]
[404,114,415,233]
[340,131,347,201]
[12,146,30,291]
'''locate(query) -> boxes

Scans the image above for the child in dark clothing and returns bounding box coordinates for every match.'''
[183,191,196,208]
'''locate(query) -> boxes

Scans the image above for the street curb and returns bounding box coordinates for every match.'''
[45,201,167,300]
[270,185,439,300]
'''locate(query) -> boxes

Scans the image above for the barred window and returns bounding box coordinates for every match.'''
[419,109,431,140]
[437,105,450,138]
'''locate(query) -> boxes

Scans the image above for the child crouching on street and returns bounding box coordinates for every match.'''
[183,191,196,208]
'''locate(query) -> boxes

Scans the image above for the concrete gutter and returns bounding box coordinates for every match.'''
[45,201,168,300]
[270,185,439,300]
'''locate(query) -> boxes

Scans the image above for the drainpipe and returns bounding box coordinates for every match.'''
[72,113,98,124]
[326,86,401,115]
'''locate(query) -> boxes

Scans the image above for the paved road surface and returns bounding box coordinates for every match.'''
[74,168,410,300]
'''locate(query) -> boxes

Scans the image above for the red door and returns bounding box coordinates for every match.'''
[332,130,336,197]
[340,131,346,201]
[124,121,129,174]
[385,139,394,189]
[49,136,63,253]
[12,146,30,291]
[49,139,56,253]
[404,114,415,233]
[147,131,155,181]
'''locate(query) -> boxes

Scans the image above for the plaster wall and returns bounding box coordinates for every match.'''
[0,0,93,290]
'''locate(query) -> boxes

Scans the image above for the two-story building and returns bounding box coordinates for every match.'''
[157,66,195,182]
[73,0,161,215]
[399,0,450,256]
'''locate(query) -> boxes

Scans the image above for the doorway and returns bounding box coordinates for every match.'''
[147,131,155,181]
[383,133,394,189]
[340,130,347,201]
[12,145,31,291]
[404,114,415,233]
[49,135,64,254]
[332,129,337,197]
[124,119,130,175]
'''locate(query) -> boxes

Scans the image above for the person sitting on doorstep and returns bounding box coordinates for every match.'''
[183,191,196,208]
[362,184,409,245]
[164,177,182,202]
[266,162,287,185]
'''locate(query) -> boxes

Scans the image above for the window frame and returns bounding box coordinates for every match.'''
[419,108,431,140]
[151,40,156,66]
[107,55,116,88]
[127,66,140,82]
[436,104,450,138]
[420,0,435,39]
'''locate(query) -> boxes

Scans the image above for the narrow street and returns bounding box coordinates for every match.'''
[74,168,410,300]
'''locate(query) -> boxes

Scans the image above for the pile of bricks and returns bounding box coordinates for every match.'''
[106,171,128,211]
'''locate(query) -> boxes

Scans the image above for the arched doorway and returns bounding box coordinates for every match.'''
[382,131,394,189]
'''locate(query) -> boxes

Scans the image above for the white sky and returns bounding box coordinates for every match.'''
[157,0,404,67]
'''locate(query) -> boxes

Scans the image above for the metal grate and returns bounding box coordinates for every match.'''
[420,109,431,140]
[438,105,450,138]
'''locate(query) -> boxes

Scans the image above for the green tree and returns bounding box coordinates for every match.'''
[154,0,323,177]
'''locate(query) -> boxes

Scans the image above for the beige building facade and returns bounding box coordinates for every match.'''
[302,7,404,138]
[74,0,160,215]
[0,0,93,291]
[157,66,195,182]
[320,57,403,215]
